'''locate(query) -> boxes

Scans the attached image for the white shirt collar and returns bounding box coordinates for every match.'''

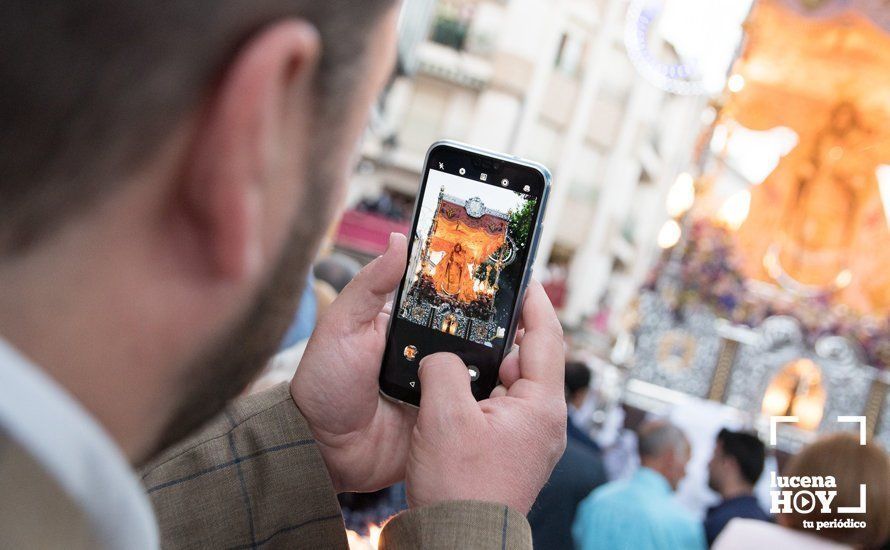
[0,338,158,549]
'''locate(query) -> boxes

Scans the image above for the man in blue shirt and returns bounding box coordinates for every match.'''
[704,429,771,545]
[573,421,706,550]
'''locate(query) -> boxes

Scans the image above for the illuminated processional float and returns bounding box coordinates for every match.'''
[400,187,517,346]
[624,0,890,451]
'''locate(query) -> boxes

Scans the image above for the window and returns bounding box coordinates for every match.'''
[431,16,469,50]
[429,0,477,51]
[554,31,585,77]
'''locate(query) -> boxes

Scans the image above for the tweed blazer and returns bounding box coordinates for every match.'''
[141,383,532,549]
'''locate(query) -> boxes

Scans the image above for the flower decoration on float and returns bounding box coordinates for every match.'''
[644,220,890,370]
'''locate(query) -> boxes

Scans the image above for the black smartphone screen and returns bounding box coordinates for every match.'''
[379,142,549,406]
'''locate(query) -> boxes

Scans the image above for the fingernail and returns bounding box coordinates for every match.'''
[418,354,436,373]
[388,232,398,249]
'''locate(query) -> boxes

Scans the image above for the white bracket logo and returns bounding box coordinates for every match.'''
[769,415,867,447]
[769,415,868,515]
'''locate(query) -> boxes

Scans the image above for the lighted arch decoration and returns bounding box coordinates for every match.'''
[624,0,705,96]
[762,358,827,431]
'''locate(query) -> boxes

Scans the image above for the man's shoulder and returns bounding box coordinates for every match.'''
[573,481,661,542]
[707,496,770,523]
[143,382,295,471]
[582,477,639,512]
[141,383,348,549]
[557,439,606,482]
[566,418,601,453]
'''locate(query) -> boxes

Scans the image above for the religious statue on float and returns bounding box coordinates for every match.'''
[736,99,890,314]
[432,242,477,302]
[780,102,876,283]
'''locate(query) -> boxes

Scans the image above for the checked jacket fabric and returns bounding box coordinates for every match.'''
[141,383,532,549]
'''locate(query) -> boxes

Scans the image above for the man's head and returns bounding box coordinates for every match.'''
[638,421,691,490]
[707,429,766,497]
[564,361,591,409]
[314,253,362,294]
[0,1,400,462]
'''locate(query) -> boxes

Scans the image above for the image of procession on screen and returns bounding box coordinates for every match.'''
[399,169,537,347]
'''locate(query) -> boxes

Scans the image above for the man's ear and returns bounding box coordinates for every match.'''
[175,20,321,281]
[728,457,743,479]
[664,451,677,471]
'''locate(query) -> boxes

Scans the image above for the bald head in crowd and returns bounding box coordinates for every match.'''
[638,421,692,490]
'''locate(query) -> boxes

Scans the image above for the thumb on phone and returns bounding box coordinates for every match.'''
[418,353,477,414]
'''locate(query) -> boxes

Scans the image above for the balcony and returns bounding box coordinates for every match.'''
[415,42,492,90]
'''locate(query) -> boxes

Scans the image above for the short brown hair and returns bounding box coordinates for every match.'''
[783,432,890,547]
[0,1,395,254]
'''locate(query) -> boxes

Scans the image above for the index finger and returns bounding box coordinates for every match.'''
[328,233,407,329]
[514,280,565,389]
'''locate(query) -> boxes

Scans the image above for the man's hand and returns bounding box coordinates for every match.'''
[290,233,415,493]
[406,281,567,514]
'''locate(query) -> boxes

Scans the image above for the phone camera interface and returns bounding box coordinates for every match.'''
[397,168,538,349]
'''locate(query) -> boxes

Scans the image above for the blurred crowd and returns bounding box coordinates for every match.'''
[542,365,890,550]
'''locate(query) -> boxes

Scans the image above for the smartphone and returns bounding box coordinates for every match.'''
[379,141,551,406]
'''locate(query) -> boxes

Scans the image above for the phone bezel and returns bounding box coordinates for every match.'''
[378,140,552,408]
